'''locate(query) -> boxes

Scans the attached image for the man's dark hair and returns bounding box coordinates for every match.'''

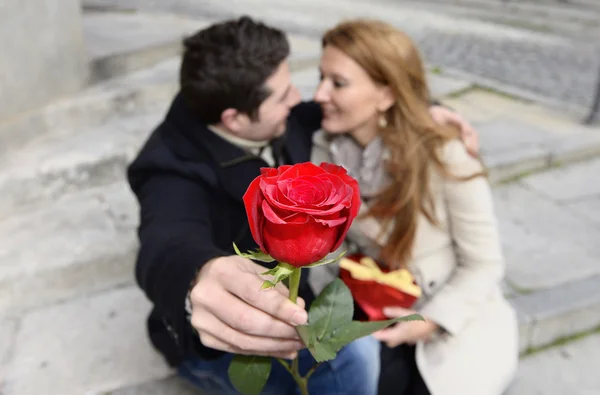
[180,16,290,124]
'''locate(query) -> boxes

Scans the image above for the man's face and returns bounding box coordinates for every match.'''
[243,61,302,141]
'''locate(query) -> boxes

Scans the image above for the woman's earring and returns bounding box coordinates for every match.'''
[378,114,388,128]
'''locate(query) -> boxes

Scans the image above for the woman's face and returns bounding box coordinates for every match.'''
[314,45,393,145]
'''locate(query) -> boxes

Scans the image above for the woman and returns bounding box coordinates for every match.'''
[310,20,519,395]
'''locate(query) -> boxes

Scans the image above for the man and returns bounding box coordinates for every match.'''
[127,16,478,394]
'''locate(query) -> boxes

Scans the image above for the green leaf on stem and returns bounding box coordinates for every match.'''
[303,250,347,268]
[259,262,295,289]
[228,354,272,395]
[327,314,424,350]
[233,243,276,263]
[297,279,424,362]
[307,279,354,340]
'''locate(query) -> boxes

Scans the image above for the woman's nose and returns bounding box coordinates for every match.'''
[313,81,330,103]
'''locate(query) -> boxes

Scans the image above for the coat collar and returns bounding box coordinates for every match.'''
[162,92,309,201]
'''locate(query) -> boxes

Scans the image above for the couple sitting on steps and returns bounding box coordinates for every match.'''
[127,15,518,395]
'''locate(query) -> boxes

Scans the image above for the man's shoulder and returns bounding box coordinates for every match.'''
[127,121,219,193]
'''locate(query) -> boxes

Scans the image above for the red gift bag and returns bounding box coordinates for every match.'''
[339,253,421,321]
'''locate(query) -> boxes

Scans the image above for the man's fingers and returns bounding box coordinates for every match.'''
[225,271,308,327]
[194,288,302,340]
[198,332,299,359]
[192,311,305,356]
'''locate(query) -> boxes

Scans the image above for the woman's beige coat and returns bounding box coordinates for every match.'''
[310,130,519,395]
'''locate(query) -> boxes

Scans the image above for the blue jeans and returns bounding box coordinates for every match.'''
[178,335,381,395]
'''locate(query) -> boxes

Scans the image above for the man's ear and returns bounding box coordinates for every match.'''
[376,85,395,112]
[221,108,250,136]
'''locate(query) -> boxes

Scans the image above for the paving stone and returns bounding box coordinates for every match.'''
[107,375,198,395]
[0,113,160,220]
[521,157,600,202]
[475,117,560,155]
[0,189,137,315]
[548,131,600,165]
[565,196,600,228]
[492,183,600,290]
[428,73,473,98]
[2,287,171,395]
[511,275,600,350]
[0,57,176,156]
[84,12,210,61]
[484,145,549,184]
[0,318,18,387]
[96,183,140,232]
[513,305,534,354]
[507,333,600,395]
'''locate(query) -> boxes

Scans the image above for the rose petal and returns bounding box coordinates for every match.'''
[264,183,295,207]
[264,173,351,215]
[286,177,327,205]
[283,211,310,224]
[262,219,339,267]
[242,176,267,252]
[314,216,347,227]
[261,200,288,225]
[278,162,326,181]
[263,192,348,216]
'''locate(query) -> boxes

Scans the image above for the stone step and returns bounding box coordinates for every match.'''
[0,111,161,220]
[84,11,214,84]
[507,331,600,395]
[395,0,600,40]
[107,376,199,395]
[0,286,173,395]
[0,182,138,316]
[511,274,600,353]
[0,57,179,156]
[399,0,600,20]
[84,10,322,83]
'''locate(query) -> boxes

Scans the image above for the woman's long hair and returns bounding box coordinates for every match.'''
[322,20,484,269]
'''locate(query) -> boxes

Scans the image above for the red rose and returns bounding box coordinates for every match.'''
[243,162,361,267]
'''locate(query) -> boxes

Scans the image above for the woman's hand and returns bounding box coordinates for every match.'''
[429,105,479,157]
[373,307,440,348]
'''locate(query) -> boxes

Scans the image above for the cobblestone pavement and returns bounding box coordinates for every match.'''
[84,0,600,111]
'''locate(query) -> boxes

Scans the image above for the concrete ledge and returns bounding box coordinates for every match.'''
[0,184,139,316]
[0,113,161,220]
[108,375,198,395]
[0,58,178,155]
[1,287,172,395]
[84,10,321,83]
[90,40,183,84]
[512,274,600,352]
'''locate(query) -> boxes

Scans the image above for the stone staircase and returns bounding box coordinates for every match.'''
[392,0,600,43]
[2,9,600,395]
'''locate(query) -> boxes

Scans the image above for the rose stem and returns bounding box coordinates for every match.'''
[288,267,310,395]
[288,267,301,303]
